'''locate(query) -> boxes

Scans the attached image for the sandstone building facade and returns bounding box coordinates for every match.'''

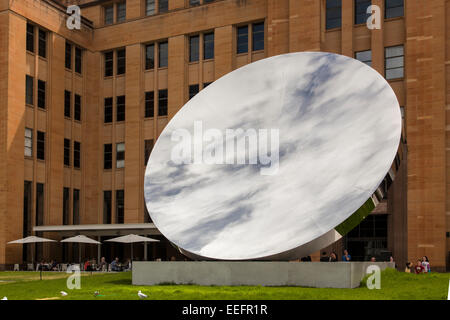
[0,0,448,271]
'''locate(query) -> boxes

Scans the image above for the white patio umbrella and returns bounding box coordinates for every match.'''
[60,235,101,264]
[105,234,159,262]
[8,236,56,265]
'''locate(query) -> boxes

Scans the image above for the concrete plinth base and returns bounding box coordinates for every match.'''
[132,261,395,288]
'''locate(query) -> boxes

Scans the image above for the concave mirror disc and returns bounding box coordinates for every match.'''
[145,52,402,261]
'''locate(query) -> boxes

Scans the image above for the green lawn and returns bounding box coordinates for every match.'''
[0,269,448,300]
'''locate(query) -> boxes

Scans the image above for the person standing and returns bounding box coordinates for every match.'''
[342,249,351,262]
[405,262,412,273]
[421,256,431,273]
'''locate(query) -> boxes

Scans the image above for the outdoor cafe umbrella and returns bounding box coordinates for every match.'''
[105,234,159,262]
[7,236,56,265]
[60,235,101,264]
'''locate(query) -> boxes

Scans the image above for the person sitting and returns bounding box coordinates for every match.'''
[110,257,122,272]
[414,260,425,274]
[123,259,132,271]
[329,252,338,262]
[320,252,329,262]
[84,259,92,272]
[50,260,58,271]
[405,262,412,273]
[98,257,107,271]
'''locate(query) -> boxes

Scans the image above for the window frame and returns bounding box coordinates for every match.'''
[203,32,214,60]
[236,25,249,54]
[37,131,45,161]
[64,90,71,118]
[37,80,46,110]
[74,141,81,169]
[116,142,125,169]
[116,95,126,122]
[104,97,113,123]
[385,45,404,80]
[104,51,114,77]
[158,89,168,117]
[25,128,33,158]
[158,41,168,68]
[104,143,113,170]
[64,138,71,167]
[145,91,154,118]
[26,23,35,53]
[326,0,342,30]
[252,22,264,52]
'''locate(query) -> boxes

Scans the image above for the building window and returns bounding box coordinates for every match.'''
[116,190,124,224]
[26,23,34,53]
[104,51,114,77]
[189,84,199,100]
[64,90,71,118]
[116,95,125,122]
[117,2,126,22]
[74,141,81,169]
[204,32,214,60]
[355,50,372,66]
[116,143,125,169]
[25,128,33,157]
[37,80,46,109]
[355,0,371,25]
[23,181,33,236]
[36,183,44,226]
[26,75,33,105]
[145,91,154,118]
[189,35,199,62]
[145,139,154,165]
[190,0,200,6]
[326,0,342,29]
[385,45,404,80]
[146,0,155,16]
[203,82,211,88]
[158,41,168,68]
[74,94,81,121]
[64,138,71,166]
[75,47,82,73]
[145,44,155,70]
[38,29,46,58]
[385,0,404,19]
[104,97,113,123]
[104,5,114,25]
[37,131,45,160]
[159,0,168,13]
[158,89,168,116]
[104,143,112,169]
[117,49,126,75]
[65,42,72,69]
[63,187,70,225]
[103,191,112,224]
[237,26,248,54]
[252,22,264,51]
[73,189,80,225]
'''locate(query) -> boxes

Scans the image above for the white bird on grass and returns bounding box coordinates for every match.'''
[138,290,148,299]
[60,291,68,296]
[1,297,7,300]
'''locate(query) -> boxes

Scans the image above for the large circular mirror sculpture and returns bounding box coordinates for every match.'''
[145,52,402,261]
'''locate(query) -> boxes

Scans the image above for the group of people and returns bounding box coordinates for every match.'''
[83,257,132,272]
[319,249,395,264]
[405,256,431,274]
